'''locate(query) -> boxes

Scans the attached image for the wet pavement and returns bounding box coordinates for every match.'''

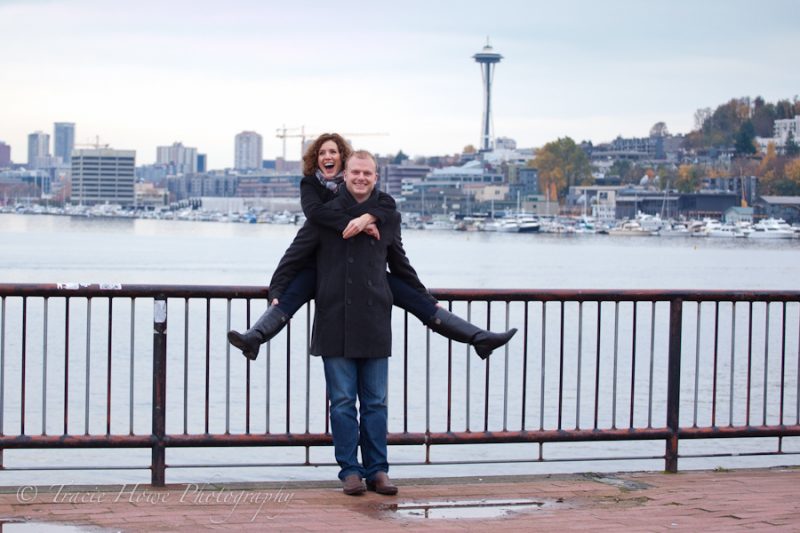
[0,468,798,531]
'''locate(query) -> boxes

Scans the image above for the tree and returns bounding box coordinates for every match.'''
[734,121,757,156]
[392,150,409,165]
[531,137,592,201]
[785,130,799,157]
[676,164,702,193]
[650,122,669,137]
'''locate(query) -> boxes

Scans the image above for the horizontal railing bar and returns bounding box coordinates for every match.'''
[1,283,799,303]
[678,426,800,439]
[0,436,153,448]
[0,465,146,471]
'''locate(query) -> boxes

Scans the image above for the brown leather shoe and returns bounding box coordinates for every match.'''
[342,474,365,496]
[366,471,398,496]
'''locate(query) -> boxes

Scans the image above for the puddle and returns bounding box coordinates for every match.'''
[0,519,112,532]
[380,498,558,519]
[584,474,653,491]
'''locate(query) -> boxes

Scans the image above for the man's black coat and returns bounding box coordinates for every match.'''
[269,188,430,358]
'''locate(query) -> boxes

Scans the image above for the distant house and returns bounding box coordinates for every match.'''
[754,196,800,224]
[724,206,754,224]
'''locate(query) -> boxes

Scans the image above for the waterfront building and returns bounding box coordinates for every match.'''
[166,172,238,201]
[27,131,51,169]
[0,141,11,168]
[0,169,52,200]
[399,160,505,215]
[196,153,207,173]
[380,163,430,198]
[754,195,800,224]
[134,182,169,208]
[677,192,739,219]
[71,148,136,206]
[53,122,75,164]
[156,142,198,174]
[236,173,302,198]
[234,131,263,170]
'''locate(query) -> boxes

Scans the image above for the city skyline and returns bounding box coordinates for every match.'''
[2,0,799,168]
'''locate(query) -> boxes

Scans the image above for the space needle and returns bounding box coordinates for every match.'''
[473,39,503,152]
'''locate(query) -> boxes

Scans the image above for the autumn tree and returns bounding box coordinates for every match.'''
[675,164,703,193]
[530,137,592,201]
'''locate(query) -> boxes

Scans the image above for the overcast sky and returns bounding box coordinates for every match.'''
[2,0,798,168]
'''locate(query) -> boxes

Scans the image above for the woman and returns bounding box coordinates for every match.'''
[227,133,516,360]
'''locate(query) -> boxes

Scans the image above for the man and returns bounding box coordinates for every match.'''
[269,150,422,496]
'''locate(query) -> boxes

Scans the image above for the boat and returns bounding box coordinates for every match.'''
[608,220,656,236]
[749,218,795,239]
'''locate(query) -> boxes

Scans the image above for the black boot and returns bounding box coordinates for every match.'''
[427,308,517,359]
[227,306,289,361]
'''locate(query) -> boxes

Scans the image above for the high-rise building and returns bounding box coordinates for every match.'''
[234,131,263,170]
[156,142,198,174]
[27,131,51,169]
[0,141,11,168]
[71,148,136,206]
[54,122,76,164]
[196,153,207,173]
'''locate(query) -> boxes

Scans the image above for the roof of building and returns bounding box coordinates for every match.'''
[759,195,800,205]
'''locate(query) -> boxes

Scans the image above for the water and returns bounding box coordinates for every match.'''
[1,214,799,485]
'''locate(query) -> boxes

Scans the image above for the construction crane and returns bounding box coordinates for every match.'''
[275,125,388,160]
[74,136,110,150]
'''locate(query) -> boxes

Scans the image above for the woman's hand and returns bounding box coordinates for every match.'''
[363,223,381,240]
[342,213,377,239]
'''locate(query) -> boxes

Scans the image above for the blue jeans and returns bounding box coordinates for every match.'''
[276,268,436,324]
[322,356,389,481]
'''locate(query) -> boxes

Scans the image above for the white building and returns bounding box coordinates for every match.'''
[774,117,800,145]
[156,142,198,174]
[757,116,800,153]
[234,131,263,170]
[27,131,51,169]
[71,148,136,206]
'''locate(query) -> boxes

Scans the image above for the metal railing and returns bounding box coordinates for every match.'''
[0,284,799,486]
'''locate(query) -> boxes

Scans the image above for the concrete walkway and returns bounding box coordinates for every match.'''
[1,468,798,531]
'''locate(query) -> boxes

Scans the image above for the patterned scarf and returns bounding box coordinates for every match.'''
[315,169,344,192]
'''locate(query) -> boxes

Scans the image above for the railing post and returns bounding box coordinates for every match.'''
[151,296,167,486]
[665,298,683,473]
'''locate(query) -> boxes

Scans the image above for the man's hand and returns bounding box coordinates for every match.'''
[364,223,380,240]
[342,213,378,239]
[271,298,279,306]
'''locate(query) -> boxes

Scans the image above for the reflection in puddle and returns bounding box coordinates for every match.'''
[382,498,554,519]
[0,519,107,532]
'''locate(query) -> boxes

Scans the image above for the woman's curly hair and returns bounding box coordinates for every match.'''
[302,133,353,177]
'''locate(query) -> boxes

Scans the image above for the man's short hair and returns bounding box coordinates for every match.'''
[346,150,377,171]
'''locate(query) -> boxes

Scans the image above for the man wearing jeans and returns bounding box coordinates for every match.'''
[268,150,422,495]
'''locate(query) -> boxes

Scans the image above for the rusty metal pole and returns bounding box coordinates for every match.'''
[665,298,683,473]
[151,296,167,486]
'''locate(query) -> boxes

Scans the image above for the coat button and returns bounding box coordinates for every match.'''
[368,298,373,306]
[347,299,352,305]
[347,277,353,284]
[367,280,373,286]
[348,257,354,263]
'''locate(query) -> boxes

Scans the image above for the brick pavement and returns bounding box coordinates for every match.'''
[0,468,798,531]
